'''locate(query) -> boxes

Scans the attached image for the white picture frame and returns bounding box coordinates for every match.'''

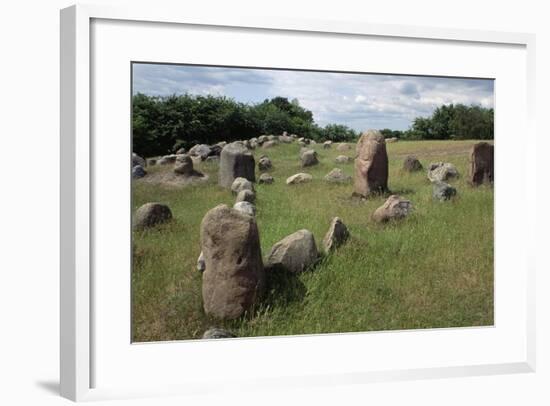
[60,3,536,402]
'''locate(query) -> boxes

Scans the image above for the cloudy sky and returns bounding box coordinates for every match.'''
[133,63,494,131]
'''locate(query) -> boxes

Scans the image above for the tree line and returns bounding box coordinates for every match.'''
[133,93,493,157]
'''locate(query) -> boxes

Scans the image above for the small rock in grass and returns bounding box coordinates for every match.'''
[336,143,352,151]
[132,165,147,179]
[258,156,272,171]
[371,195,413,223]
[133,202,172,229]
[433,181,457,201]
[324,168,351,183]
[202,328,236,339]
[335,155,352,164]
[301,149,319,167]
[427,162,459,182]
[322,217,350,252]
[266,229,319,274]
[286,173,312,185]
[403,155,423,172]
[258,173,274,184]
[323,141,332,149]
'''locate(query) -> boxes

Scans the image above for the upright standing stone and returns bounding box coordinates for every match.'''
[322,217,350,252]
[201,205,264,320]
[469,142,494,185]
[353,130,389,197]
[219,142,256,188]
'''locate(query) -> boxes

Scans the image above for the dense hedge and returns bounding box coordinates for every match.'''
[132,93,494,157]
[132,94,357,157]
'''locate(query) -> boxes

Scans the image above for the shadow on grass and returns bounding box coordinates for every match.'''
[262,267,307,307]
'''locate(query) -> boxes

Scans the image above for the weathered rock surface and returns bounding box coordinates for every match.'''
[323,141,333,149]
[258,173,274,184]
[403,156,423,172]
[133,202,172,229]
[233,201,256,217]
[173,155,194,175]
[336,143,352,151]
[197,251,205,273]
[132,165,147,179]
[219,142,256,188]
[231,177,254,195]
[324,168,351,183]
[322,217,350,252]
[262,140,278,149]
[469,142,494,185]
[201,204,264,320]
[286,173,312,185]
[433,181,457,201]
[301,149,319,167]
[202,328,236,339]
[371,195,413,223]
[189,144,212,160]
[258,156,272,171]
[335,155,352,164]
[266,229,319,274]
[427,162,459,182]
[235,189,256,203]
[158,154,177,165]
[353,130,389,197]
[132,152,146,168]
[175,147,186,155]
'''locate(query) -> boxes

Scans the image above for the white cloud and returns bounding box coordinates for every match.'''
[133,64,494,131]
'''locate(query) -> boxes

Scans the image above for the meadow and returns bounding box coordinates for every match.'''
[132,139,494,342]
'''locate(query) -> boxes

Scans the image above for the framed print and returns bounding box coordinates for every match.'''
[60,4,536,402]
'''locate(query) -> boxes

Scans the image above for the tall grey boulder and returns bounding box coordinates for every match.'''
[219,142,256,188]
[353,130,388,197]
[201,205,264,320]
[469,142,494,185]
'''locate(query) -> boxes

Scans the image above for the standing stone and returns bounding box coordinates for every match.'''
[235,189,256,204]
[173,155,193,175]
[371,195,412,223]
[469,142,494,185]
[322,217,350,252]
[201,205,264,320]
[427,162,459,182]
[353,130,389,197]
[266,229,319,274]
[133,202,172,229]
[323,141,333,149]
[301,149,319,167]
[403,156,423,172]
[433,181,457,201]
[231,177,254,195]
[219,142,256,188]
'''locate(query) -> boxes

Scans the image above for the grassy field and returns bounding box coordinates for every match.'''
[132,139,494,342]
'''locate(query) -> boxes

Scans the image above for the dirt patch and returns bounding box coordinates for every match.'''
[138,169,209,188]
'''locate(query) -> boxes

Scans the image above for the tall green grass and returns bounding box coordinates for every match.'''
[132,140,493,341]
